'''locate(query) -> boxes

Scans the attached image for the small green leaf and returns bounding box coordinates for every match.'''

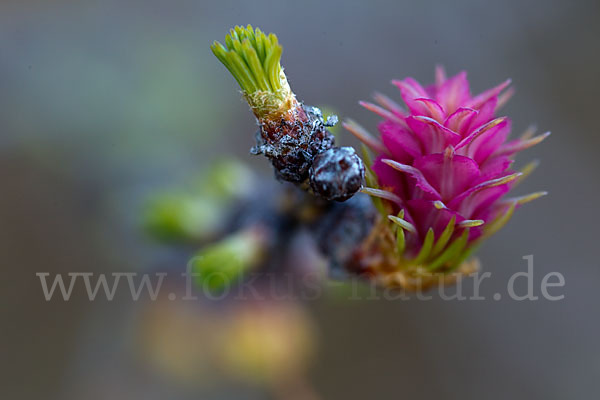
[388,214,417,234]
[431,216,455,257]
[449,244,478,272]
[360,145,387,217]
[412,228,434,265]
[360,144,373,167]
[481,203,516,239]
[396,225,406,257]
[395,209,406,257]
[427,228,469,271]
[242,39,270,91]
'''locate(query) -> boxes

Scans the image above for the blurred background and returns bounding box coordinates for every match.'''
[2,0,600,399]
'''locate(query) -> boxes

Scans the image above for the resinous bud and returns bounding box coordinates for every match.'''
[309,146,365,201]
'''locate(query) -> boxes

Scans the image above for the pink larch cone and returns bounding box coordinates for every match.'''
[345,67,548,289]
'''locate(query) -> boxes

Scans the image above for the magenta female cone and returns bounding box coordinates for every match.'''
[347,67,548,289]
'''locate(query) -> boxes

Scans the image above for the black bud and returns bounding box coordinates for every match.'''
[309,146,365,201]
[312,193,377,279]
[251,104,335,183]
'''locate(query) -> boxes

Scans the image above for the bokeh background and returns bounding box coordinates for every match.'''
[3,0,600,399]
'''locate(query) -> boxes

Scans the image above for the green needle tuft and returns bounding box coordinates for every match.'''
[211,25,294,118]
[190,228,266,291]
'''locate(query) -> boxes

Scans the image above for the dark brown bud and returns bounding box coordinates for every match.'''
[251,104,336,183]
[309,146,365,202]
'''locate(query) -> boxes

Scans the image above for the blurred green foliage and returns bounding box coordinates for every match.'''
[143,159,254,242]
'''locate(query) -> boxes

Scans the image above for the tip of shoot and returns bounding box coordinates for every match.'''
[211,25,294,118]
